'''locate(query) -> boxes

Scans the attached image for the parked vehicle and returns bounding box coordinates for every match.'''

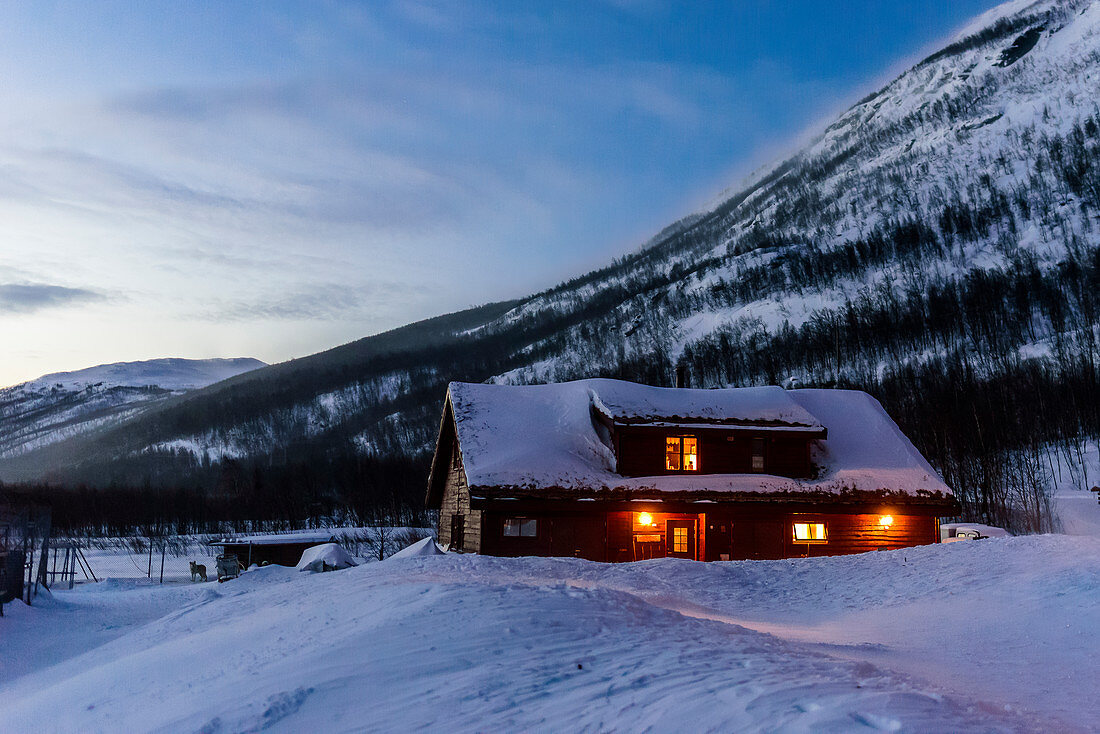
[940,523,1010,542]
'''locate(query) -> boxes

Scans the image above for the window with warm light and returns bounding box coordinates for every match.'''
[503,518,537,537]
[665,436,698,471]
[793,522,827,542]
[673,526,689,553]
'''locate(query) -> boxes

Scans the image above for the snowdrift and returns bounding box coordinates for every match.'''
[295,543,357,572]
[7,536,1099,732]
[388,537,444,559]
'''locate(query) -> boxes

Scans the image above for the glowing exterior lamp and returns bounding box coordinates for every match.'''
[638,512,654,527]
[879,515,894,529]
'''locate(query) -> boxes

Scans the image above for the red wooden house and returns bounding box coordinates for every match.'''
[425,379,956,561]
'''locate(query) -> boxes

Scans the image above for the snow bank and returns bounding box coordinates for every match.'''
[295,543,357,572]
[12,537,1094,732]
[388,537,444,559]
[448,379,951,497]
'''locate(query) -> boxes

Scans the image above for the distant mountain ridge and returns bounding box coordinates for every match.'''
[0,358,265,461]
[24,357,266,392]
[4,0,1100,532]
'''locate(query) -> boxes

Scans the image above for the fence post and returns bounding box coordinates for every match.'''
[159,542,165,584]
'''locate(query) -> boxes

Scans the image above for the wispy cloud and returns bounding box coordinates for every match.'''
[195,281,428,323]
[0,283,105,313]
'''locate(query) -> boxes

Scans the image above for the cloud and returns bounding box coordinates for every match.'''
[0,283,105,313]
[196,281,426,323]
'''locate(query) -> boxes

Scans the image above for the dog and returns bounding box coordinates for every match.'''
[190,560,208,582]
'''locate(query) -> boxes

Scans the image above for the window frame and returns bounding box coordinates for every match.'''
[751,437,766,473]
[792,521,827,544]
[502,517,538,538]
[672,525,689,554]
[665,435,699,472]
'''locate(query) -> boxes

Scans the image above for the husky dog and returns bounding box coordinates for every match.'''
[190,560,208,582]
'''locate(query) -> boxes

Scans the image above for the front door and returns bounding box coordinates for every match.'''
[666,519,696,559]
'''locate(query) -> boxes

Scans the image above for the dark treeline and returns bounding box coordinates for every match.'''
[1,451,432,536]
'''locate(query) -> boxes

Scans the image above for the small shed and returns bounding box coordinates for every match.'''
[207,532,338,568]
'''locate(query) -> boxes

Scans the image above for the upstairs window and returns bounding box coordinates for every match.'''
[665,436,698,471]
[751,438,766,472]
[503,518,538,537]
[793,522,827,543]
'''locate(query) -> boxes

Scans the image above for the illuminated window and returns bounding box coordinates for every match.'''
[665,436,698,471]
[793,522,827,542]
[751,438,766,472]
[673,526,688,553]
[503,518,537,537]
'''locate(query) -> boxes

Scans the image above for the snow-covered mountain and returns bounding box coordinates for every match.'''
[23,357,267,393]
[0,358,265,460]
[5,0,1100,530]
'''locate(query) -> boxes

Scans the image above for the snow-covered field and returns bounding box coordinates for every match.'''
[56,527,429,584]
[3,536,1098,733]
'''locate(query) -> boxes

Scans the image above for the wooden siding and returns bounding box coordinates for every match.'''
[614,426,813,478]
[471,501,940,562]
[605,511,706,561]
[704,509,938,560]
[436,440,482,553]
[481,512,607,561]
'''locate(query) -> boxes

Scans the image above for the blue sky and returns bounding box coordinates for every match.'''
[0,0,1002,386]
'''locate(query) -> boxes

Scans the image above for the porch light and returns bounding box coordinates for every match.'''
[638,512,654,527]
[879,515,894,528]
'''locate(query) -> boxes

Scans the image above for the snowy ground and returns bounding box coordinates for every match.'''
[3,536,1098,733]
[1050,442,1100,536]
[53,527,429,585]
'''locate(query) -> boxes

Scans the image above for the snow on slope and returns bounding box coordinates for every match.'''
[1047,439,1100,534]
[25,357,266,392]
[480,0,1100,386]
[0,358,265,460]
[149,369,425,464]
[4,537,1095,732]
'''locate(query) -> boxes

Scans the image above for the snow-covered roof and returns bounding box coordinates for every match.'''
[445,379,952,502]
[589,381,822,429]
[208,531,338,546]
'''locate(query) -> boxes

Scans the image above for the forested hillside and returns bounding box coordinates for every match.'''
[6,0,1100,535]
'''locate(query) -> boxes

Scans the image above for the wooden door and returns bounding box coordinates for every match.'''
[665,519,696,559]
